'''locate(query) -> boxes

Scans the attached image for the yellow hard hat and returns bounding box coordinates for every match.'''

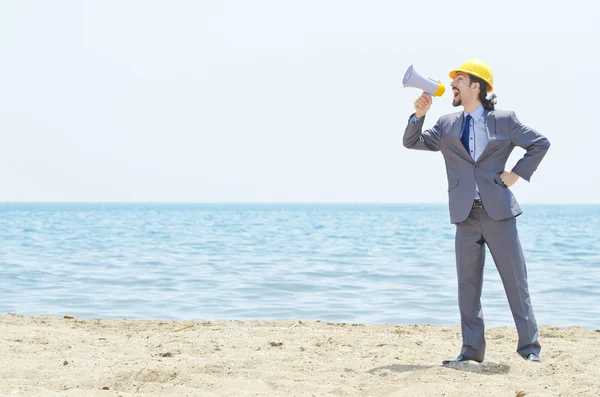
[449,58,494,93]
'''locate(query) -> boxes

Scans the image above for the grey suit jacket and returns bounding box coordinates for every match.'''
[403,110,550,224]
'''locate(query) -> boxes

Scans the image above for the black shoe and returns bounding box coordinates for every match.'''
[442,354,483,365]
[525,353,542,362]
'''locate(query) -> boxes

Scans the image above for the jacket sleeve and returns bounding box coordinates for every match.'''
[509,111,551,182]
[403,113,442,152]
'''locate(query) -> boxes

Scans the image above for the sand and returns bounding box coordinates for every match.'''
[1,314,599,396]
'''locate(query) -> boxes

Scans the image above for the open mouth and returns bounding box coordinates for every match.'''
[452,89,459,100]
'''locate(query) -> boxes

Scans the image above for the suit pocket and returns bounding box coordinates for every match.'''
[494,173,508,188]
[448,179,459,192]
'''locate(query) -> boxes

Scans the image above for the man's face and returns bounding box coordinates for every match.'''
[450,72,478,107]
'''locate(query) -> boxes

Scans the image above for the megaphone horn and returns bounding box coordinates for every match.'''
[402,65,446,97]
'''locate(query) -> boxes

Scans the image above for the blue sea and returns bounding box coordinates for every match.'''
[1,203,598,329]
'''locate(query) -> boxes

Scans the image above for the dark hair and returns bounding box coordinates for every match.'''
[468,74,497,111]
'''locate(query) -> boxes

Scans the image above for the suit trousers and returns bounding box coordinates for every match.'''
[455,204,541,361]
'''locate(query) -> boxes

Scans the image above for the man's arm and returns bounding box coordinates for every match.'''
[508,111,551,182]
[403,93,442,151]
[403,114,442,151]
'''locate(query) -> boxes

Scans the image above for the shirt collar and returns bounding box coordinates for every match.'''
[464,105,484,121]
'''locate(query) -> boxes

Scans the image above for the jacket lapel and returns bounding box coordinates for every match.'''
[450,113,463,137]
[475,110,497,164]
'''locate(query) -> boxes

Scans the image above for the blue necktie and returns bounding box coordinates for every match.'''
[461,114,472,155]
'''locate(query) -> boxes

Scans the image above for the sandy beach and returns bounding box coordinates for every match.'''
[1,314,598,396]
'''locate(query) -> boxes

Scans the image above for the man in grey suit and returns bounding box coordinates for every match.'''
[403,58,550,364]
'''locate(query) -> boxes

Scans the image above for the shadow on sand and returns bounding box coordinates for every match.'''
[367,364,434,375]
[442,361,511,375]
[366,361,510,376]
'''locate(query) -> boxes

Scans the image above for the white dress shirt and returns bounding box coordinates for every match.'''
[462,105,488,199]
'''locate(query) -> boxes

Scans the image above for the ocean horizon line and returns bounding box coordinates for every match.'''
[1,201,599,206]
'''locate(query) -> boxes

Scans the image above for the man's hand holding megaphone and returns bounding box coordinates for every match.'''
[402,65,442,119]
[414,93,432,119]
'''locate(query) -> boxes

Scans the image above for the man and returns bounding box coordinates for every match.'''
[403,58,550,364]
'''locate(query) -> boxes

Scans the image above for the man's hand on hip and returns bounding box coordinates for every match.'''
[414,92,432,119]
[500,171,520,187]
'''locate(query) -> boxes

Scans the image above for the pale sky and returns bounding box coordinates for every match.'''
[1,1,598,203]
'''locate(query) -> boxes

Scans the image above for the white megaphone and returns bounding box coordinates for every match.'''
[402,65,446,97]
